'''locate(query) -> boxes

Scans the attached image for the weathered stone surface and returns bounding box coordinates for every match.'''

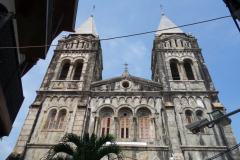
[8,15,240,160]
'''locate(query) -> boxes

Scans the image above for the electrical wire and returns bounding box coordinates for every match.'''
[0,15,231,49]
[207,143,240,160]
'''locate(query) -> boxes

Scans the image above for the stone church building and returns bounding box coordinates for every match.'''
[8,13,240,160]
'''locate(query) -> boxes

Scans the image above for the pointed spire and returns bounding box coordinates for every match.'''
[156,14,184,36]
[74,15,98,36]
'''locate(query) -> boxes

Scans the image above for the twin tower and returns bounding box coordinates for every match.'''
[9,13,240,160]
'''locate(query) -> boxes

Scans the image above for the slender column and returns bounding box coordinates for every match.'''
[66,62,74,80]
[179,62,186,80]
[133,116,137,141]
[94,116,99,134]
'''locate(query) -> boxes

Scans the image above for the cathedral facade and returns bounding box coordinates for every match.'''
[9,13,240,160]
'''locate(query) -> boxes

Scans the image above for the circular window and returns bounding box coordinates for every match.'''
[122,81,129,88]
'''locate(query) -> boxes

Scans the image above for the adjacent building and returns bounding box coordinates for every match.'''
[8,13,240,160]
[0,0,79,137]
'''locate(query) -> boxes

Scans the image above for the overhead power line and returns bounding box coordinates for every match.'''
[0,15,231,49]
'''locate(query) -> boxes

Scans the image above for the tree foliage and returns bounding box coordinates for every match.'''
[46,133,122,160]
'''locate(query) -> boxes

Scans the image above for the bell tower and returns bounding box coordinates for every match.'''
[151,13,215,92]
[8,15,103,160]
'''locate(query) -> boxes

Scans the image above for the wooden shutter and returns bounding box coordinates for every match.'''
[101,117,111,136]
[58,112,66,129]
[139,117,149,139]
[48,112,56,129]
[120,117,130,138]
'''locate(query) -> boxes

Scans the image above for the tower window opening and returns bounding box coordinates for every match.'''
[169,41,172,47]
[184,61,195,80]
[73,62,83,80]
[175,39,178,47]
[170,62,180,80]
[76,41,79,48]
[196,111,205,133]
[59,62,70,80]
[58,111,66,129]
[185,110,193,124]
[181,41,183,47]
[48,111,56,129]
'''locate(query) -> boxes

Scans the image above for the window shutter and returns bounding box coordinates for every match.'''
[48,112,56,129]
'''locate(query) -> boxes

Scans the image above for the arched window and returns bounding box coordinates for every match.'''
[184,60,195,80]
[196,110,205,133]
[185,110,193,124]
[120,117,130,138]
[59,62,70,80]
[57,110,66,129]
[73,61,83,80]
[48,109,57,129]
[170,60,180,80]
[101,117,111,136]
[139,117,149,139]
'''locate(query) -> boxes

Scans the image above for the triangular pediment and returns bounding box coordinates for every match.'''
[91,74,161,92]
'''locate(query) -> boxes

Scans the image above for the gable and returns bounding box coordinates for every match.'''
[91,76,161,92]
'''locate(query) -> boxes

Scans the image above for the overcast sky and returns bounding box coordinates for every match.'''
[1,0,240,159]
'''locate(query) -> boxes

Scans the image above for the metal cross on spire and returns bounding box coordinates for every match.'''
[160,4,164,16]
[122,62,130,71]
[91,5,95,17]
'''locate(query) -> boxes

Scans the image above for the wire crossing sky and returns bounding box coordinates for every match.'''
[0,1,240,159]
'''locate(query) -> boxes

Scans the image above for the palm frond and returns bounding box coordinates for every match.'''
[94,134,115,154]
[51,143,74,156]
[62,133,82,147]
[95,145,123,160]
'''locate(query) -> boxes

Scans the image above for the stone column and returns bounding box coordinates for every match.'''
[114,117,119,140]
[66,62,74,80]
[179,62,186,80]
[165,102,184,160]
[133,116,137,141]
[94,116,99,134]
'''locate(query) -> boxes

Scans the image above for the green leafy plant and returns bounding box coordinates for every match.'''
[46,133,122,160]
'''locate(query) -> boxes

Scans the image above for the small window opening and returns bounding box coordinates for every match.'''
[122,81,129,88]
[101,117,111,136]
[175,39,178,47]
[169,41,172,47]
[48,112,56,129]
[196,111,205,133]
[58,112,66,129]
[59,62,70,80]
[76,41,79,48]
[120,117,130,138]
[73,62,83,80]
[186,110,193,124]
[184,61,195,80]
[170,62,180,80]
[181,41,183,47]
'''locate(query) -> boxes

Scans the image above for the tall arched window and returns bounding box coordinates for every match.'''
[139,117,149,139]
[185,110,193,124]
[101,117,111,136]
[196,110,204,133]
[73,61,83,80]
[184,60,195,80]
[120,117,130,138]
[48,109,57,129]
[59,62,70,80]
[57,109,67,129]
[170,60,180,80]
